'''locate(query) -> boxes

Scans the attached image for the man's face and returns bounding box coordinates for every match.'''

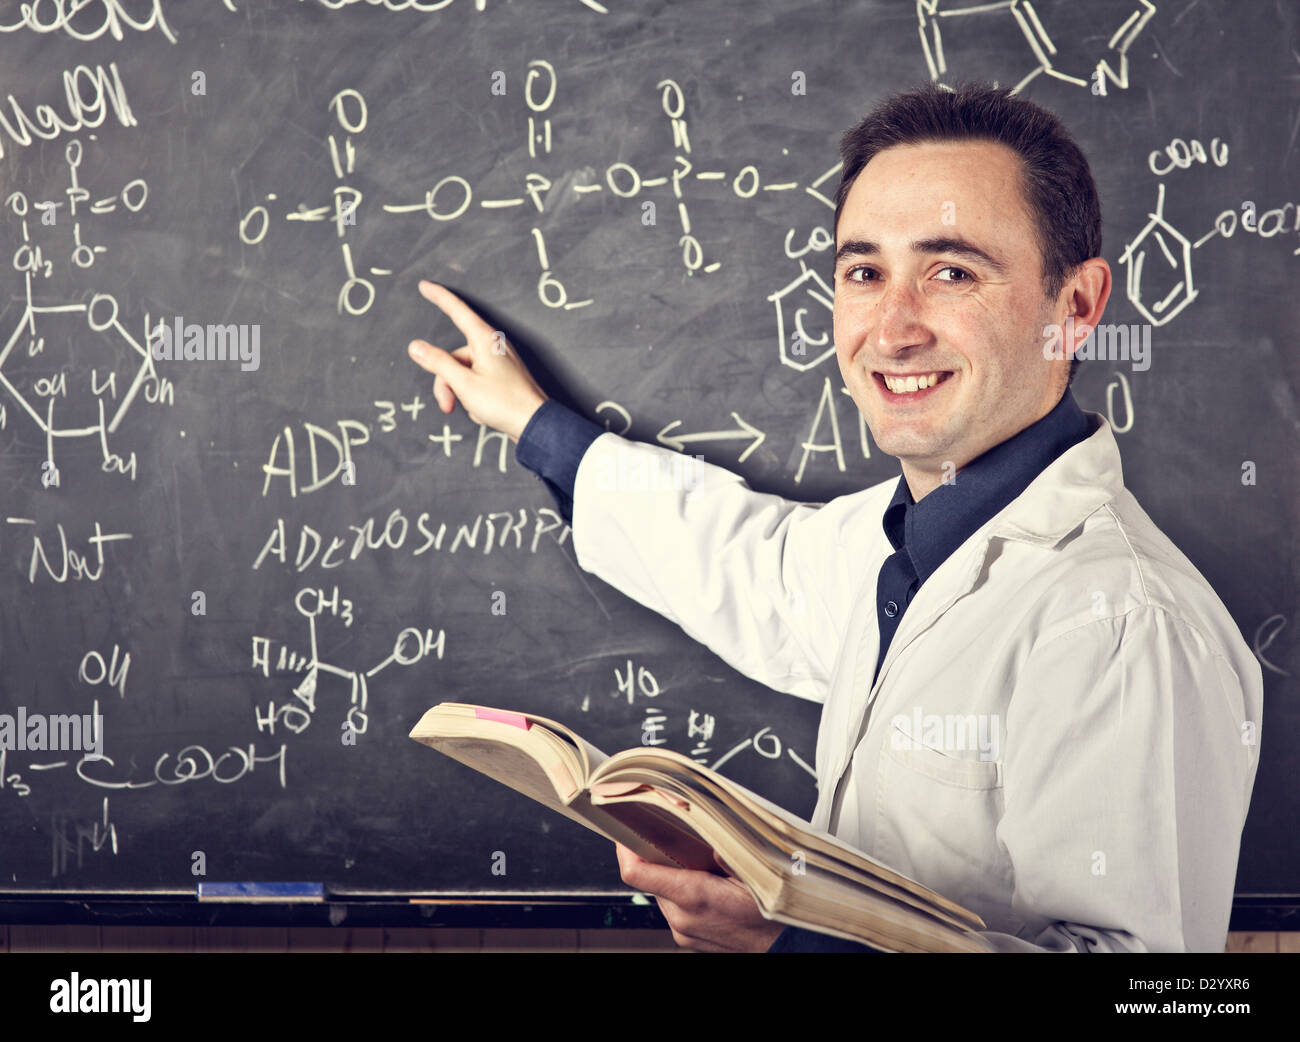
[833,140,1064,493]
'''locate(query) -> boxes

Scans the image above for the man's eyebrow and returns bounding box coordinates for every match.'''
[833,236,1010,277]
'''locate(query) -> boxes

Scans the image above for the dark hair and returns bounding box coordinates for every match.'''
[834,81,1101,386]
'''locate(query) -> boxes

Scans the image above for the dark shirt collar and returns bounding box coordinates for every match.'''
[881,389,1093,583]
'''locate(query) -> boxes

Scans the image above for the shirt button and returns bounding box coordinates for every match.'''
[884,600,899,617]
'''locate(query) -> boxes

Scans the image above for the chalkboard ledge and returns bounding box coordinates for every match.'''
[0,894,1295,932]
[0,893,668,929]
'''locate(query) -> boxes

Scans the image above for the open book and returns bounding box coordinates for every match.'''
[409,702,990,953]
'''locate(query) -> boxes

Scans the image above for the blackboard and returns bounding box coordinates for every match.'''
[0,0,1295,910]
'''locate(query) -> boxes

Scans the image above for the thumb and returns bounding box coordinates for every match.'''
[409,340,469,412]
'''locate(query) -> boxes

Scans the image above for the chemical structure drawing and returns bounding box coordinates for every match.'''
[6,139,148,279]
[763,167,841,373]
[240,63,847,319]
[1117,182,1197,327]
[0,277,169,485]
[250,586,445,740]
[1119,180,1300,327]
[917,0,1156,96]
[237,88,393,317]
[767,264,836,373]
[1,138,163,485]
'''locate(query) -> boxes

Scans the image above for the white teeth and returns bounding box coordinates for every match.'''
[883,372,943,394]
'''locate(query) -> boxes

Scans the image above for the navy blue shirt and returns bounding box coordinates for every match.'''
[514,390,1093,952]
[870,390,1093,685]
[514,399,605,523]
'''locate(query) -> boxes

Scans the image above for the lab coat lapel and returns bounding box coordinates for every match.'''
[812,412,1122,833]
[820,531,998,832]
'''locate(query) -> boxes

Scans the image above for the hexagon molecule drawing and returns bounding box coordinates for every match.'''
[1117,182,1198,326]
[0,281,166,485]
[917,0,1156,95]
[767,265,836,373]
[2,137,165,485]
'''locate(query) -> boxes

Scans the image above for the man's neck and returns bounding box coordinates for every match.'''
[900,466,950,503]
[898,386,1074,503]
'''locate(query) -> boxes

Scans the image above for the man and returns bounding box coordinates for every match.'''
[407,83,1262,952]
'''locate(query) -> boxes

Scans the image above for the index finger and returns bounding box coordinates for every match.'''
[614,842,675,893]
[615,845,711,902]
[417,280,496,346]
[614,842,643,877]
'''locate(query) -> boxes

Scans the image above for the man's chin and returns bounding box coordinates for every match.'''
[867,428,947,464]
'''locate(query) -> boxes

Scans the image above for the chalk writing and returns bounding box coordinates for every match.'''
[252,586,444,737]
[918,0,1155,96]
[0,63,135,160]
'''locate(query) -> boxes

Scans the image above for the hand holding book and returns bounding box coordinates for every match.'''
[409,701,990,953]
[614,842,787,952]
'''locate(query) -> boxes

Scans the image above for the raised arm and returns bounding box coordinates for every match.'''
[407,279,858,703]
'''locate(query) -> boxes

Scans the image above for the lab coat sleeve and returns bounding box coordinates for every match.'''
[983,605,1258,952]
[571,432,850,704]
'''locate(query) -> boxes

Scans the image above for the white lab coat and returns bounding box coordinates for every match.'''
[571,411,1263,952]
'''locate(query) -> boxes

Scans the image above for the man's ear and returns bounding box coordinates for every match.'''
[1061,258,1112,360]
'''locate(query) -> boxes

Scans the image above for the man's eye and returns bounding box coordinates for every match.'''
[839,265,972,284]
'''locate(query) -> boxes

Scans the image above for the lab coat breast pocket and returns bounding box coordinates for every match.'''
[874,736,1012,920]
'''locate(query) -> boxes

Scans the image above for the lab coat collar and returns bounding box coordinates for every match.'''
[985,408,1124,548]
[873,405,1125,692]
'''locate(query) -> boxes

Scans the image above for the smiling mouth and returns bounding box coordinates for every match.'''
[873,370,954,396]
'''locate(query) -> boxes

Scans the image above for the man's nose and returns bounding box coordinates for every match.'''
[873,280,928,356]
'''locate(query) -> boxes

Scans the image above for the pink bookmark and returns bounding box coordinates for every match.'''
[473,707,532,730]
